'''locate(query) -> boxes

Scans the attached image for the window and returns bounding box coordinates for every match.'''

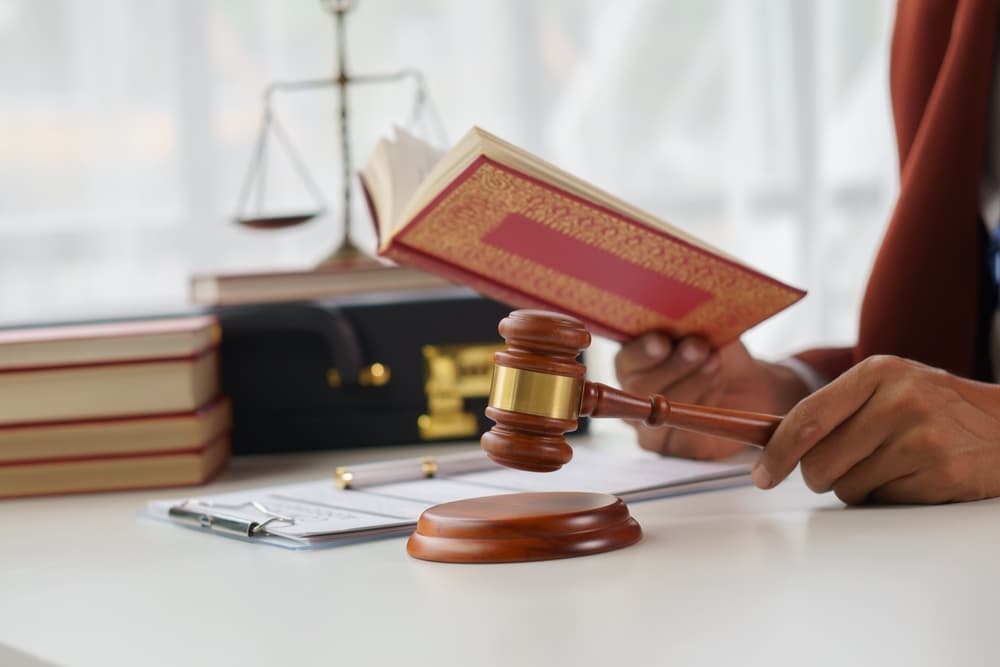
[0,0,896,372]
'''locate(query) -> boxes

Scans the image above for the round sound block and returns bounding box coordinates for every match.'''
[406,491,642,563]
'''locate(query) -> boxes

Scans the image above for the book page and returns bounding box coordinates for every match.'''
[361,127,444,242]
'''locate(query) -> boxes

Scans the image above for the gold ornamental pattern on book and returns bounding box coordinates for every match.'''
[400,162,801,343]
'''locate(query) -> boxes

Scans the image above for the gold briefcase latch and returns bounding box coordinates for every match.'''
[418,342,502,440]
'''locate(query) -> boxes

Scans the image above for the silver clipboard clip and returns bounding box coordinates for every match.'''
[168,500,295,538]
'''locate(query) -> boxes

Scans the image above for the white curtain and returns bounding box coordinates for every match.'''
[0,0,897,369]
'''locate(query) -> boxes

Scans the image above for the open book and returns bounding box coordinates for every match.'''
[147,447,751,549]
[361,128,805,345]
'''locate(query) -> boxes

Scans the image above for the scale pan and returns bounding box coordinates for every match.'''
[236,211,322,229]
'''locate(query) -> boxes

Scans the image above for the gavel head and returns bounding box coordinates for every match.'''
[480,310,591,472]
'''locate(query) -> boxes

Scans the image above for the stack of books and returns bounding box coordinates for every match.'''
[0,315,230,498]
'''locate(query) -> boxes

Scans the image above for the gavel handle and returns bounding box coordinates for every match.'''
[579,381,781,448]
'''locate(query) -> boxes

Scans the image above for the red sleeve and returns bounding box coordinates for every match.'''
[795,0,998,383]
[792,347,855,383]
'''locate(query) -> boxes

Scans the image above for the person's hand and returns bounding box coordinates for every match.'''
[753,355,1000,504]
[614,333,810,460]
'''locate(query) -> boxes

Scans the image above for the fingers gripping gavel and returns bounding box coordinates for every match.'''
[480,310,784,472]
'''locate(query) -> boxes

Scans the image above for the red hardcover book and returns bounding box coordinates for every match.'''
[0,314,219,371]
[188,259,453,306]
[0,434,230,498]
[0,315,221,426]
[0,398,231,465]
[361,127,805,345]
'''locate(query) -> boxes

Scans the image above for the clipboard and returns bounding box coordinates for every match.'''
[146,447,752,549]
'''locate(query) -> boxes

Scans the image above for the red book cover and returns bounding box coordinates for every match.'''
[0,435,230,499]
[374,153,805,346]
[188,259,453,306]
[0,348,221,427]
[0,397,231,465]
[0,314,220,372]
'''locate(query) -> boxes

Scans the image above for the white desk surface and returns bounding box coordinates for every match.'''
[2,432,999,667]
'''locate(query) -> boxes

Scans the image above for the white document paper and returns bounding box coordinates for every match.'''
[146,448,750,548]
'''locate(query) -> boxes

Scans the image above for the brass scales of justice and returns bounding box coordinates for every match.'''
[232,0,446,265]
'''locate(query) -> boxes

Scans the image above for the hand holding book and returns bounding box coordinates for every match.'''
[615,333,812,461]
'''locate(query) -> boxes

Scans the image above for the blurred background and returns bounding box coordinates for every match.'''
[0,0,897,371]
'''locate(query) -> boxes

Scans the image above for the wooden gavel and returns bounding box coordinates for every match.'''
[481,310,784,472]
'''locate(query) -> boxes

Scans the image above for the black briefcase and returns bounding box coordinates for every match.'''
[216,289,586,454]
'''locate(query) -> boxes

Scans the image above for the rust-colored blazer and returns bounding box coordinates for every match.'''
[798,0,1000,382]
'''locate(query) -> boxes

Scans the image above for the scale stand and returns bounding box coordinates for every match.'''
[233,0,446,266]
